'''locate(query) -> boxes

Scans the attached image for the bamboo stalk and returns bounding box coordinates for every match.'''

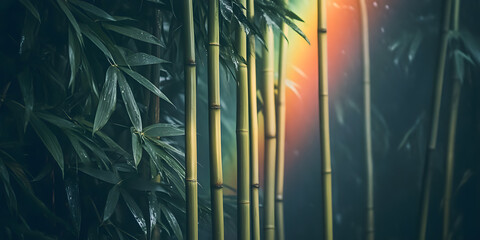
[247,0,261,239]
[208,0,225,239]
[359,1,374,239]
[263,17,276,240]
[236,1,250,239]
[417,0,453,239]
[443,1,461,239]
[275,1,288,239]
[183,0,198,239]
[318,0,333,239]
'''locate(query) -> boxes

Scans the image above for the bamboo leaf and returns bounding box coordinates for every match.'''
[30,116,64,175]
[123,52,170,66]
[453,50,466,83]
[37,112,78,130]
[161,205,183,240]
[461,31,480,65]
[102,23,165,47]
[65,174,81,233]
[143,123,184,138]
[103,185,120,221]
[18,71,34,132]
[19,0,40,22]
[65,132,89,163]
[70,0,116,21]
[56,0,83,45]
[408,30,423,62]
[118,72,142,132]
[119,67,173,106]
[79,167,120,184]
[148,192,160,238]
[80,25,114,62]
[68,27,82,89]
[121,190,148,236]
[121,178,169,194]
[132,131,142,167]
[93,66,118,133]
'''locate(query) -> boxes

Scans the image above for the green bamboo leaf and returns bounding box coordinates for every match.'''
[143,123,184,138]
[93,66,118,133]
[408,31,423,62]
[19,0,40,22]
[132,131,142,167]
[56,0,83,45]
[68,27,82,89]
[121,190,148,236]
[18,71,34,132]
[102,23,165,47]
[148,192,160,238]
[123,52,170,66]
[161,206,183,240]
[453,50,467,83]
[37,112,78,130]
[65,174,81,233]
[70,0,116,21]
[65,132,89,163]
[149,138,184,157]
[118,72,142,132]
[79,167,120,184]
[103,185,120,221]
[119,67,173,106]
[80,25,114,62]
[122,178,169,194]
[461,31,480,65]
[30,116,64,175]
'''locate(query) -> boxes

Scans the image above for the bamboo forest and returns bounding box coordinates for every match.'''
[1,0,480,239]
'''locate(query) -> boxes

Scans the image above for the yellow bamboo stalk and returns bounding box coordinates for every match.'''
[208,0,224,239]
[318,0,333,239]
[183,0,198,239]
[275,1,288,239]
[236,1,250,239]
[418,0,453,239]
[263,17,276,240]
[359,0,374,239]
[443,1,461,239]
[247,0,261,239]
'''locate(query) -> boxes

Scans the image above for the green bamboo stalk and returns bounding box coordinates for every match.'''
[247,0,261,239]
[263,16,276,240]
[183,0,198,239]
[275,1,288,239]
[418,0,453,239]
[208,0,224,239]
[443,1,461,239]
[359,0,374,239]
[236,1,250,239]
[318,0,333,239]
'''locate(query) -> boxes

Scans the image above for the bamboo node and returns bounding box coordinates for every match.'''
[212,183,223,189]
[238,200,250,204]
[252,184,260,188]
[236,129,249,133]
[275,195,283,201]
[209,104,221,110]
[208,42,220,46]
[185,179,197,183]
[318,28,327,33]
[266,134,277,139]
[185,60,196,66]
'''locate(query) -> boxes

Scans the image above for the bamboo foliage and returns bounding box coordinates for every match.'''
[318,0,333,239]
[443,1,462,239]
[208,0,225,239]
[236,0,250,239]
[247,0,261,239]
[183,0,198,239]
[359,0,374,239]
[418,0,453,239]
[275,0,289,239]
[263,15,277,240]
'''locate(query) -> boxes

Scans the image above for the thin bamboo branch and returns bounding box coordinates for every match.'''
[236,1,250,239]
[247,0,261,239]
[359,1,374,239]
[208,0,225,239]
[183,0,198,239]
[418,0,453,239]
[318,0,333,239]
[443,1,461,239]
[275,1,288,239]
[263,17,276,240]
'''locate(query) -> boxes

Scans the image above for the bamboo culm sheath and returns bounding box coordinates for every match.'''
[183,0,198,239]
[208,0,225,239]
[236,1,250,239]
[275,0,288,239]
[247,0,261,239]
[417,0,453,239]
[263,21,276,240]
[318,0,333,239]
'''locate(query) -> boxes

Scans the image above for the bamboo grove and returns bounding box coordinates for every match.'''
[2,0,479,239]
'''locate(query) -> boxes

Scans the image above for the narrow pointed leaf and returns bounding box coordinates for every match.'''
[81,25,114,61]
[56,0,83,45]
[70,0,116,21]
[65,174,81,233]
[79,167,120,184]
[148,192,160,238]
[93,66,118,133]
[118,73,142,132]
[19,0,40,22]
[18,71,34,132]
[68,27,82,89]
[102,23,165,47]
[143,123,184,138]
[123,52,170,66]
[122,178,169,194]
[30,116,64,175]
[161,206,183,240]
[119,67,173,106]
[132,132,142,167]
[121,190,148,236]
[103,185,120,221]
[65,132,89,163]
